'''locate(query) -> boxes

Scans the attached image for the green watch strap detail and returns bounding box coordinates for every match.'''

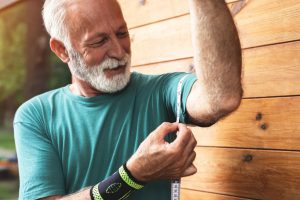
[92,183,104,200]
[119,166,144,190]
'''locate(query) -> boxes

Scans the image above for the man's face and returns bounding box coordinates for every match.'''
[65,0,131,93]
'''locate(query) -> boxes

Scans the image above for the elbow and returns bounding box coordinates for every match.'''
[215,89,243,120]
[193,119,218,128]
[196,91,243,127]
[222,92,242,114]
[188,111,220,128]
[228,87,243,111]
[187,88,243,127]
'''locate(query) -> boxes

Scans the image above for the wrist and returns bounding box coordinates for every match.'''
[126,158,147,182]
[124,162,147,185]
[90,164,145,200]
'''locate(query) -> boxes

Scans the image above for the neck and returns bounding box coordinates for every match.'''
[69,75,102,97]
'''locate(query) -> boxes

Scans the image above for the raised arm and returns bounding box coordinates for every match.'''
[186,0,243,126]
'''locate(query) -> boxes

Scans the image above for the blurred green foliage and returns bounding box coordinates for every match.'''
[0,180,18,199]
[48,53,71,91]
[0,5,27,103]
[0,1,71,198]
[0,1,71,129]
[0,128,15,150]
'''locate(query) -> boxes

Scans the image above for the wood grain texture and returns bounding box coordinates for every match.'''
[235,0,300,48]
[130,14,192,66]
[129,0,300,66]
[190,96,300,150]
[118,0,189,29]
[124,1,300,200]
[119,0,242,29]
[131,58,193,74]
[181,189,254,200]
[182,147,300,200]
[132,41,300,98]
[242,41,300,98]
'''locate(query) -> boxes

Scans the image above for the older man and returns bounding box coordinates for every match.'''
[14,0,242,199]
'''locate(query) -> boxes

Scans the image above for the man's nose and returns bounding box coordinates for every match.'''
[108,36,126,60]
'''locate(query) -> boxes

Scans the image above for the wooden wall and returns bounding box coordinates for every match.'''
[119,0,300,199]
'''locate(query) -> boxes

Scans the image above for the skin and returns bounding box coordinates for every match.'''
[186,0,243,127]
[41,0,242,199]
[50,0,131,97]
[40,123,196,200]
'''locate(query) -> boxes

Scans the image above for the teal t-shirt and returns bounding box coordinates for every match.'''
[14,72,197,200]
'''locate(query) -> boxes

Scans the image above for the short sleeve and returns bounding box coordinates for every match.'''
[14,100,66,199]
[160,73,197,124]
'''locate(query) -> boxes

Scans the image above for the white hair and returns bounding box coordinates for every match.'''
[42,0,71,48]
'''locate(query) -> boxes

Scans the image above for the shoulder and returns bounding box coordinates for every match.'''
[130,72,158,83]
[14,87,65,124]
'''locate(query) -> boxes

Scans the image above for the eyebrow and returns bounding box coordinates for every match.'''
[83,24,128,44]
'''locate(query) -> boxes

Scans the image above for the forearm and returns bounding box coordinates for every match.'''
[189,0,242,112]
[40,188,91,200]
[41,165,144,200]
[59,188,91,200]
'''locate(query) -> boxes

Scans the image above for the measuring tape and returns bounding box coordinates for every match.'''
[171,74,189,200]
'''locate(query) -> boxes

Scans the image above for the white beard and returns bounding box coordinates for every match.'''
[68,50,131,93]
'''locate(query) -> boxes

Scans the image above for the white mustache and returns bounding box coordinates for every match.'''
[101,54,130,70]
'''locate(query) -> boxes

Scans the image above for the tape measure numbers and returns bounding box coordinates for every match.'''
[171,74,189,200]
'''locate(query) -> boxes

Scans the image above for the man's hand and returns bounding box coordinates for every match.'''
[126,122,197,182]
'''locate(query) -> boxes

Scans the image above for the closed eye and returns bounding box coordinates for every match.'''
[116,31,129,38]
[90,37,109,48]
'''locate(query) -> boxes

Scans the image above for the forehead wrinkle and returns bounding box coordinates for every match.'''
[64,2,93,35]
[63,0,127,50]
[66,0,124,35]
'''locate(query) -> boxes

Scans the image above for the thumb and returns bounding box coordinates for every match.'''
[151,122,179,141]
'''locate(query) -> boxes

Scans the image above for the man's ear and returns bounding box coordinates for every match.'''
[49,38,70,63]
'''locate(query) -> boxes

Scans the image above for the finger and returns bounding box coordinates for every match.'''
[181,164,197,177]
[152,122,179,140]
[183,151,197,170]
[182,133,197,157]
[172,124,192,148]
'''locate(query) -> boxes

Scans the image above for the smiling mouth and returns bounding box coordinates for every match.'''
[104,63,127,70]
[111,64,126,71]
[103,64,127,77]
